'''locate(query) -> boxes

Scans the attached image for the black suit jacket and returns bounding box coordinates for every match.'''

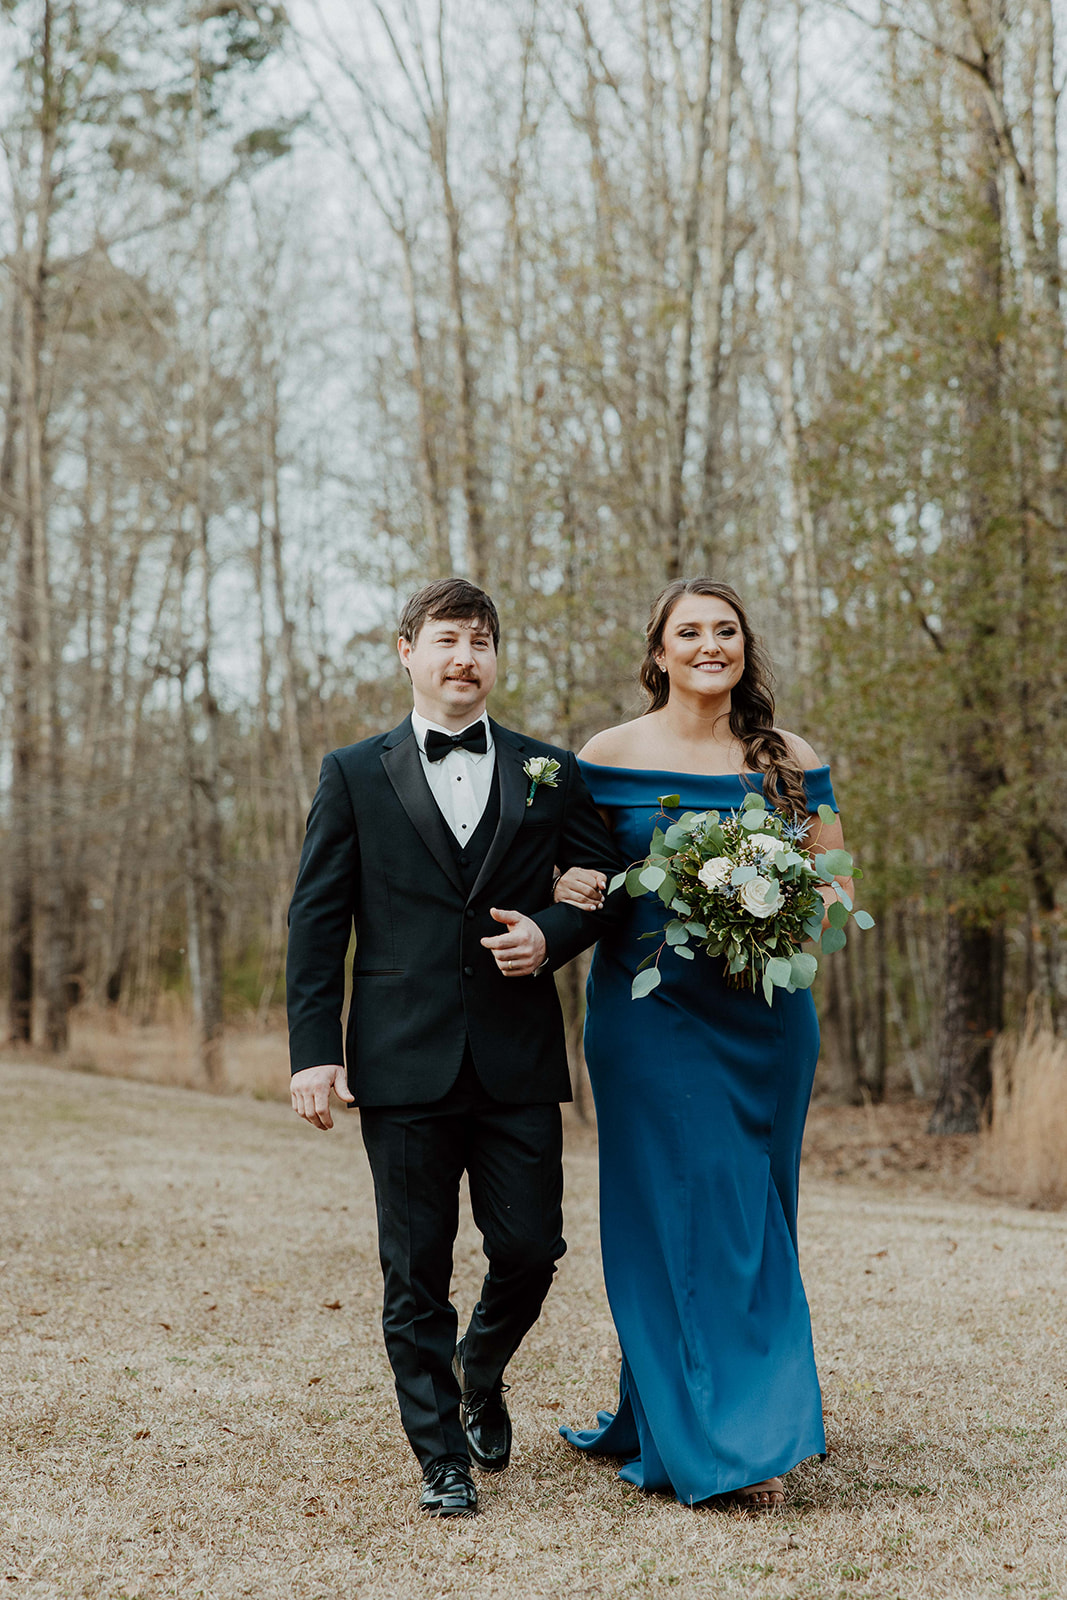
[285,716,624,1106]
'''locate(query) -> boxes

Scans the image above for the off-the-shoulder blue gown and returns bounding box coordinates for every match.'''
[560,765,835,1505]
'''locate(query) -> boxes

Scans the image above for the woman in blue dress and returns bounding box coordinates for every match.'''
[554,579,852,1510]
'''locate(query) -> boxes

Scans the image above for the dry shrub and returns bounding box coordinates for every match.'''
[66,1005,289,1099]
[983,1002,1067,1206]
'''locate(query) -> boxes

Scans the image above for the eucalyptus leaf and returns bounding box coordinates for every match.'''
[728,952,748,974]
[657,874,679,906]
[817,803,837,825]
[671,897,692,915]
[821,926,847,955]
[632,967,662,999]
[731,864,758,885]
[608,872,629,894]
[674,945,695,960]
[665,920,690,946]
[827,900,850,929]
[833,886,854,912]
[626,868,648,896]
[658,794,681,810]
[762,970,775,1006]
[789,952,818,988]
[803,916,825,941]
[815,848,853,877]
[639,864,667,892]
[742,792,764,811]
[854,909,875,930]
[765,957,792,987]
[663,825,688,851]
[740,810,768,831]
[686,921,708,938]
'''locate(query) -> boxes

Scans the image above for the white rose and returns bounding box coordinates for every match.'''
[748,831,787,860]
[738,875,781,918]
[697,856,731,891]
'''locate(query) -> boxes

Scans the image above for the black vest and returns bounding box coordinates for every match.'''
[445,763,501,895]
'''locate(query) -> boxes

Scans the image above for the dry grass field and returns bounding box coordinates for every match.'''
[1,1057,1065,1600]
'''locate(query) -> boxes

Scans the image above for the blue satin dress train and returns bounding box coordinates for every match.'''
[560,765,835,1505]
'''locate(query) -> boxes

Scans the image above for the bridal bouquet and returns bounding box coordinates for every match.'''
[610,792,873,1005]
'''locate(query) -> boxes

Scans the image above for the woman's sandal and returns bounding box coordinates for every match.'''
[723,1477,785,1511]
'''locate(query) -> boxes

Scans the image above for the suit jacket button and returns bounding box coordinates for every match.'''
[465,909,475,919]
[463,965,474,977]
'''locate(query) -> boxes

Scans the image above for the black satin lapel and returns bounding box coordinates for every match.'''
[468,739,528,903]
[381,735,465,895]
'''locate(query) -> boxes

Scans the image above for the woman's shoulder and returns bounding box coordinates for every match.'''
[774,727,824,769]
[577,719,649,766]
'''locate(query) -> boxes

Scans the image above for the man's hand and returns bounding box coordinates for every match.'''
[481,907,548,977]
[290,1063,354,1130]
[553,866,606,910]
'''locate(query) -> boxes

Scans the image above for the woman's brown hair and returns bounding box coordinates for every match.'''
[639,578,809,816]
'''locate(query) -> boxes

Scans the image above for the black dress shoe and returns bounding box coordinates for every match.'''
[453,1339,512,1473]
[418,1456,478,1518]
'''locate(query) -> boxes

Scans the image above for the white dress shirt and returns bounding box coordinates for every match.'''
[410,710,496,845]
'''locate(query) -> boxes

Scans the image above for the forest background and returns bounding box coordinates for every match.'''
[1,0,1065,1161]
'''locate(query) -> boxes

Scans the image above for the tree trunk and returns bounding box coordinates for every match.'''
[696,0,739,570]
[5,280,34,1043]
[8,508,35,1044]
[22,0,70,1051]
[928,13,1010,1134]
[663,0,714,579]
[928,912,1003,1132]
[185,26,225,1087]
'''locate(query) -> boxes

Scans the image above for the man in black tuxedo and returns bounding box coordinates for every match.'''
[287,579,620,1519]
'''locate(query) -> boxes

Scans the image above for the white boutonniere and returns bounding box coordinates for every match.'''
[523,756,561,808]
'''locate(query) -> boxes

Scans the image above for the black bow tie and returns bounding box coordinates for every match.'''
[423,723,488,762]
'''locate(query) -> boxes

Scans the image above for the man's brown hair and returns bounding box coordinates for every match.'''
[397,578,500,650]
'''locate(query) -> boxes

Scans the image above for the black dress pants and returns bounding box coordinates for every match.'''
[359,1047,565,1469]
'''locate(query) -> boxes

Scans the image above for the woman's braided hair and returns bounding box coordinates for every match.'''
[639,578,809,817]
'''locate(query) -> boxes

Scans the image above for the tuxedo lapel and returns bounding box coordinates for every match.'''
[468,725,528,904]
[380,719,465,895]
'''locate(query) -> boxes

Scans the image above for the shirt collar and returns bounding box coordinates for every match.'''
[411,709,493,756]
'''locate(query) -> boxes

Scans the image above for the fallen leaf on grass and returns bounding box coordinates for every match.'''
[159,1322,171,1331]
[132,1429,151,1440]
[322,1300,342,1311]
[307,1376,323,1386]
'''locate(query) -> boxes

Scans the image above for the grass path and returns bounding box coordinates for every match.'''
[1,1060,1065,1600]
